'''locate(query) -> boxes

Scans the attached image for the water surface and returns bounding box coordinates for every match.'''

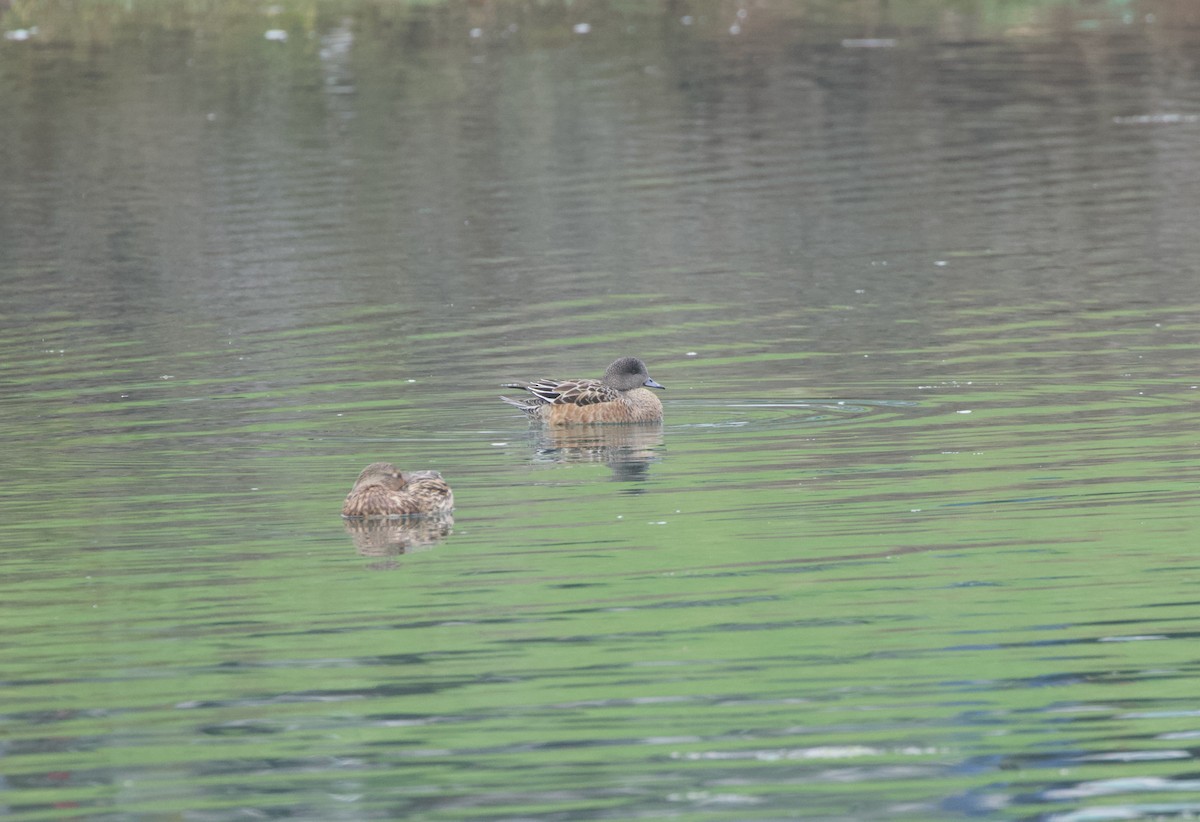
[2,2,1200,819]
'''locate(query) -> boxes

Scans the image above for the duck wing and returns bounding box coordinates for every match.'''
[534,377,620,407]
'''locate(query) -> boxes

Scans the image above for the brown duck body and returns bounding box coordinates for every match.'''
[501,357,665,425]
[341,462,454,519]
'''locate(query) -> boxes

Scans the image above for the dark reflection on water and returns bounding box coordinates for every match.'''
[343,516,455,564]
[3,1,1200,820]
[520,423,665,484]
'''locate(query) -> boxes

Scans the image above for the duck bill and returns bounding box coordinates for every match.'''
[643,378,665,390]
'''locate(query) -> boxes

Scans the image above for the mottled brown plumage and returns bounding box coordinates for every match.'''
[341,462,454,519]
[500,357,666,425]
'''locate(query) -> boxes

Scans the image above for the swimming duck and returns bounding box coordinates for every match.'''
[341,462,454,518]
[501,356,665,424]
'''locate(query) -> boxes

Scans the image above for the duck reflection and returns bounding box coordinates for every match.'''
[342,516,454,566]
[527,423,664,483]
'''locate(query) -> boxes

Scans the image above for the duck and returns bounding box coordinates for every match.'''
[341,462,454,519]
[501,356,665,424]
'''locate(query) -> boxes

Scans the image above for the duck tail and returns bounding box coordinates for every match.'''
[500,394,538,413]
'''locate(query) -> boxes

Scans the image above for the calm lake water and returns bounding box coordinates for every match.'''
[2,1,1200,819]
